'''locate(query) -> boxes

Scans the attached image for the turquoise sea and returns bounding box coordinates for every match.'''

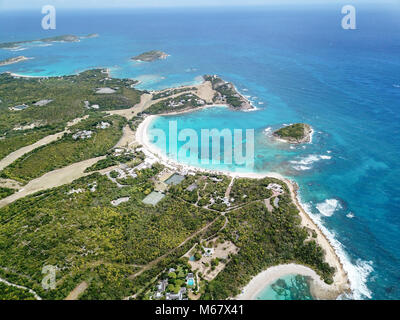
[255,275,313,300]
[1,2,400,299]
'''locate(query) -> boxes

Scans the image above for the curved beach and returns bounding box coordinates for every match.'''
[135,114,350,299]
[235,263,345,300]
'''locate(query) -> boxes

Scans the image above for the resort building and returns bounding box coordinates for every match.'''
[110,197,130,206]
[33,99,53,106]
[203,248,214,257]
[166,287,187,300]
[266,183,284,195]
[72,130,93,140]
[96,121,110,129]
[186,183,198,192]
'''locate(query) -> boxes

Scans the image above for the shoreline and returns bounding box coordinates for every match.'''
[272,124,313,145]
[136,113,350,300]
[6,67,111,79]
[235,263,342,300]
[7,72,46,79]
[0,56,32,67]
[136,113,281,180]
[149,103,229,117]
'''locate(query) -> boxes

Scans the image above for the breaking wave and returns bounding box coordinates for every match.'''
[316,199,342,217]
[299,196,374,300]
[290,154,331,171]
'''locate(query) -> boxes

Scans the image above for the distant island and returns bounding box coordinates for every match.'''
[131,50,169,62]
[80,33,99,39]
[0,34,97,49]
[273,123,313,144]
[0,56,30,67]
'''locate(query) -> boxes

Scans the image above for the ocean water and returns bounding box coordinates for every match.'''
[1,3,400,300]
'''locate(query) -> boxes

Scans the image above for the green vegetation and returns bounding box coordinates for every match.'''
[169,173,231,211]
[201,178,334,300]
[273,123,311,142]
[84,149,145,173]
[88,87,141,111]
[131,50,168,62]
[0,187,15,200]
[0,164,217,299]
[0,126,60,160]
[152,87,197,100]
[128,116,145,131]
[143,93,205,115]
[0,69,334,301]
[148,262,195,300]
[0,167,333,300]
[230,177,274,206]
[1,115,126,183]
[0,282,36,300]
[0,69,142,160]
[204,74,249,109]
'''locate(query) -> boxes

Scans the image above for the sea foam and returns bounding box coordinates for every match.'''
[299,195,373,300]
[346,212,355,219]
[316,199,342,217]
[290,154,331,170]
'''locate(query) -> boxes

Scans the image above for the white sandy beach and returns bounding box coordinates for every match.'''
[235,263,341,300]
[8,72,44,78]
[136,114,350,300]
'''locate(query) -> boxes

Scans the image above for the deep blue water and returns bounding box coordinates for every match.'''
[0,3,399,299]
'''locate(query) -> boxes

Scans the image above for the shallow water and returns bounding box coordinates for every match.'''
[255,274,314,300]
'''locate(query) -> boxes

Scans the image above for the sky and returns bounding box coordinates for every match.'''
[1,0,396,10]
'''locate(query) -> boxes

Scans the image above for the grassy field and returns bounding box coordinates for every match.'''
[0,126,62,160]
[0,69,142,160]
[0,282,36,300]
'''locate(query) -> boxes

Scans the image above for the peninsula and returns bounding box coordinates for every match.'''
[204,74,254,110]
[80,33,99,39]
[273,123,313,144]
[0,56,30,67]
[0,34,95,49]
[131,50,169,62]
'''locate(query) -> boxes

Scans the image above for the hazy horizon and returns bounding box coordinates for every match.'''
[0,0,396,10]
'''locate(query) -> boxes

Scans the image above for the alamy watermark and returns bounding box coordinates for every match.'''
[41,265,57,290]
[342,5,356,30]
[41,5,56,30]
[148,121,255,169]
[39,4,356,32]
